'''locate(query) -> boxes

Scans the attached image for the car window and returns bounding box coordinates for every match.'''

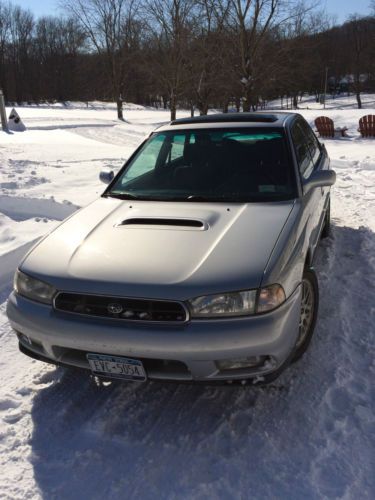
[122,134,165,181]
[299,119,321,166]
[109,128,297,202]
[291,122,314,179]
[169,134,186,162]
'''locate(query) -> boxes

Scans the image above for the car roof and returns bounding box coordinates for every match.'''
[156,112,300,132]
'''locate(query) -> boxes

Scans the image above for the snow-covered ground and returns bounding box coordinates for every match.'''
[0,96,374,499]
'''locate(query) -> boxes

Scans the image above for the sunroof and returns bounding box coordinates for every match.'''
[171,113,279,125]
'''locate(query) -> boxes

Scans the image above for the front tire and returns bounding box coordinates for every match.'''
[292,268,319,362]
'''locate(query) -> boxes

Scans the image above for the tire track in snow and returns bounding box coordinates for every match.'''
[1,108,374,498]
[310,224,375,499]
[1,230,373,500]
[25,368,264,499]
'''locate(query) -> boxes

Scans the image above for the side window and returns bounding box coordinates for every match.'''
[291,123,314,179]
[299,119,321,166]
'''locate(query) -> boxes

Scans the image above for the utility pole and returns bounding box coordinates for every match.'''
[323,67,328,110]
[0,89,8,131]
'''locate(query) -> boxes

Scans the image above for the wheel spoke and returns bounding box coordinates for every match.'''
[297,278,315,348]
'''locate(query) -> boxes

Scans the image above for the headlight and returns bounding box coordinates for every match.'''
[189,290,257,318]
[14,269,56,305]
[256,284,286,313]
[189,284,286,318]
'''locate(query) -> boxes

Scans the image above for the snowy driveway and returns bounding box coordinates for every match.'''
[0,102,374,499]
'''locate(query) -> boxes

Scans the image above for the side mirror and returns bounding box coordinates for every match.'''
[303,170,336,195]
[99,168,115,184]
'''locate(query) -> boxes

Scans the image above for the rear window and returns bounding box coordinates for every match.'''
[109,128,297,202]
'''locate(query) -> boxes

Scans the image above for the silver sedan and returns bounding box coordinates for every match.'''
[7,112,335,384]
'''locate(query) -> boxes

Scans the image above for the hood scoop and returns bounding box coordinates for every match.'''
[117,217,207,230]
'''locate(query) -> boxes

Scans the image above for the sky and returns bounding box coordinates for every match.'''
[323,0,373,23]
[6,0,374,24]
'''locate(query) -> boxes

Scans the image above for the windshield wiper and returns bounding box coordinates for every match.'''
[103,192,142,200]
[184,195,226,202]
[103,192,264,203]
[103,192,220,202]
[183,194,245,202]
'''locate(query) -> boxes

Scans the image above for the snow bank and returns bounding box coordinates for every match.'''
[0,97,374,500]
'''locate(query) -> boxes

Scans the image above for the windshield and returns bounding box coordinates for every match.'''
[106,128,297,202]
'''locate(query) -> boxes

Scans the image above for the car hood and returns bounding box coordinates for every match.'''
[21,197,295,300]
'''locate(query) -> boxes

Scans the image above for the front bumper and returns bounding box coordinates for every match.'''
[7,285,302,383]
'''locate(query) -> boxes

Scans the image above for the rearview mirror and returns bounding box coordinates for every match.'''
[303,170,336,195]
[99,168,115,184]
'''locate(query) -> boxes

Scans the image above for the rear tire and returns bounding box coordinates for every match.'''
[292,268,319,362]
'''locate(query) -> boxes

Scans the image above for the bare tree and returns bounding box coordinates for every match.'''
[1,0,374,111]
[344,16,374,109]
[0,1,11,94]
[34,16,85,101]
[226,0,284,111]
[226,0,323,111]
[184,0,232,115]
[63,0,139,120]
[145,0,196,120]
[275,5,332,109]
[7,5,34,102]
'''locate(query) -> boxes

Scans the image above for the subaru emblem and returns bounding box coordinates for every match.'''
[107,303,123,314]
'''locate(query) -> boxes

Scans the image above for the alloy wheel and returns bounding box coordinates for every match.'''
[297,278,315,348]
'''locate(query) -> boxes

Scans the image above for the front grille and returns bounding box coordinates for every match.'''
[54,292,188,323]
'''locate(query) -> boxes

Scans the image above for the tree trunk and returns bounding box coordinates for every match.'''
[235,97,241,112]
[170,92,176,121]
[243,85,256,112]
[190,103,194,117]
[199,102,208,116]
[242,99,250,112]
[356,91,362,109]
[117,98,124,120]
[355,75,362,109]
[222,101,228,113]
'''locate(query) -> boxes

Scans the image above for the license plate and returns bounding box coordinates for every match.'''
[87,353,147,382]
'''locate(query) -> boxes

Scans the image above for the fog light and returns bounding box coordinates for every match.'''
[216,356,268,371]
[18,333,32,345]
